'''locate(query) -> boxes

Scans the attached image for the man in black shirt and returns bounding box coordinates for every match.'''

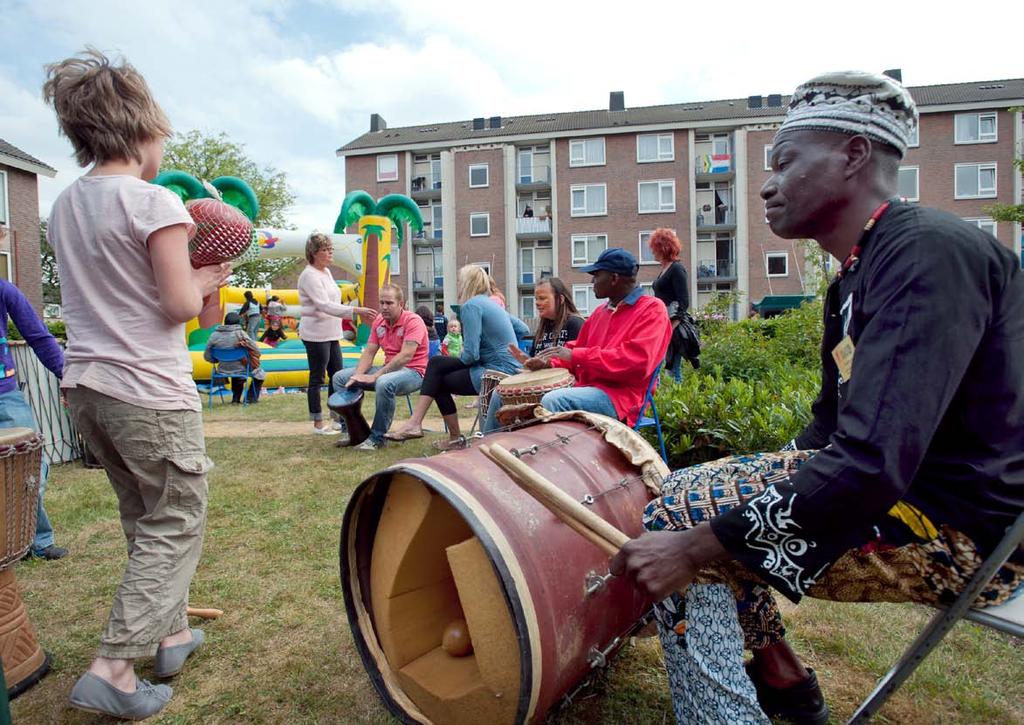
[612,71,1024,724]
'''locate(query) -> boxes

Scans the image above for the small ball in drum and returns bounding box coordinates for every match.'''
[441,619,473,657]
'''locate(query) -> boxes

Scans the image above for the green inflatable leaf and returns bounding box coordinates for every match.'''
[375,194,424,246]
[211,176,260,221]
[334,191,376,234]
[152,170,209,203]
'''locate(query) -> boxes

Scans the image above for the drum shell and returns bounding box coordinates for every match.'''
[340,419,655,724]
[0,432,42,569]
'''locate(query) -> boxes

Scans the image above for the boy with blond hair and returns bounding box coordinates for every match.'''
[44,48,231,719]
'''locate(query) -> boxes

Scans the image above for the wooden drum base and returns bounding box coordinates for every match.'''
[0,568,50,699]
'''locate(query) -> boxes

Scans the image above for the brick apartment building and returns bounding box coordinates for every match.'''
[0,139,57,313]
[337,75,1024,322]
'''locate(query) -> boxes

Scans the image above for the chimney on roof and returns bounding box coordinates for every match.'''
[472,117,485,131]
[370,113,387,132]
[747,95,763,109]
[766,94,782,108]
[489,115,502,129]
[609,91,625,112]
[883,68,902,83]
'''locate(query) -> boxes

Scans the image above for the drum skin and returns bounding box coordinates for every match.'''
[495,369,574,408]
[340,419,656,724]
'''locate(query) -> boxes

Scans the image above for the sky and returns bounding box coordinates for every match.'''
[4,0,1022,231]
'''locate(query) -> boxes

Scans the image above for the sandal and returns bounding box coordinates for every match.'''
[432,436,468,452]
[384,429,423,441]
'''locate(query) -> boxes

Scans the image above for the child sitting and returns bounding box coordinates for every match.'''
[442,319,463,357]
[205,312,265,402]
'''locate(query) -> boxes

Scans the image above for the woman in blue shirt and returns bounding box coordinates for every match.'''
[387,266,518,448]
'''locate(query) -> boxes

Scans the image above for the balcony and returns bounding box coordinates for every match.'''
[694,154,734,182]
[515,216,552,240]
[412,226,443,246]
[519,266,553,286]
[410,175,442,201]
[696,258,737,281]
[516,165,551,190]
[696,208,736,231]
[413,271,444,290]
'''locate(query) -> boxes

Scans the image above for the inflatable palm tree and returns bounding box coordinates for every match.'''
[334,191,423,314]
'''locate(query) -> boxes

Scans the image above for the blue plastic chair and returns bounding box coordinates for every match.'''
[633,364,668,463]
[208,347,253,409]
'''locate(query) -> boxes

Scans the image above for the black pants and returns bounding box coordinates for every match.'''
[231,378,262,403]
[303,340,343,420]
[419,355,477,416]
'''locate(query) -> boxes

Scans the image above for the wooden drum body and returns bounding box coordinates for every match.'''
[328,387,371,447]
[340,418,661,724]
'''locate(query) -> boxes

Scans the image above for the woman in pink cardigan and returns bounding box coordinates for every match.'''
[298,233,375,434]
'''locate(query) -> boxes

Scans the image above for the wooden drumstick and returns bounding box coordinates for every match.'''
[480,443,629,554]
[187,607,223,620]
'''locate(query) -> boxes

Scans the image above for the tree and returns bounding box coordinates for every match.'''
[985,107,1024,229]
[39,219,61,304]
[162,130,299,287]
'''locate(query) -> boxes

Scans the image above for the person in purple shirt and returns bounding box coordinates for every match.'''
[0,238,67,560]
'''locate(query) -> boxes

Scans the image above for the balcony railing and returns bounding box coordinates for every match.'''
[517,165,551,185]
[696,208,736,226]
[411,175,442,192]
[695,154,733,174]
[519,266,553,285]
[696,259,736,279]
[413,271,444,289]
[516,217,552,236]
[412,226,443,242]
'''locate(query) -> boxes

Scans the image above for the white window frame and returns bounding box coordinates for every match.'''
[570,184,607,217]
[569,137,606,167]
[390,241,401,275]
[571,234,608,267]
[376,154,398,182]
[964,217,998,238]
[954,163,997,199]
[638,231,657,265]
[763,144,773,171]
[572,284,600,316]
[520,295,536,319]
[638,179,676,214]
[954,112,998,144]
[636,133,674,163]
[765,252,788,278]
[0,170,8,224]
[898,166,920,202]
[907,124,919,148]
[469,213,490,237]
[468,163,489,188]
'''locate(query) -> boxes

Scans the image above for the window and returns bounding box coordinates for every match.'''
[766,252,788,277]
[964,218,997,238]
[639,283,654,297]
[763,145,773,171]
[520,295,536,319]
[711,133,730,156]
[908,124,919,148]
[469,213,490,237]
[638,231,657,265]
[0,171,7,223]
[390,242,401,275]
[955,112,997,144]
[954,163,997,199]
[571,234,608,266]
[569,138,605,167]
[637,133,674,163]
[572,284,600,316]
[570,184,607,216]
[431,204,443,240]
[638,180,675,213]
[898,166,920,202]
[468,164,489,188]
[377,154,398,182]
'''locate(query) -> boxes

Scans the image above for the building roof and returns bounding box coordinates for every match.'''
[0,138,58,178]
[338,77,1024,156]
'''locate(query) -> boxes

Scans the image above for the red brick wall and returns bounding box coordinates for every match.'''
[555,131,691,292]
[3,165,43,313]
[453,148,506,287]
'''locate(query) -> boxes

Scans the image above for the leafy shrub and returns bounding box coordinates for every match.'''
[7,319,67,340]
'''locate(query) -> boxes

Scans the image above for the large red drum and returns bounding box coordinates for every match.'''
[340,416,667,724]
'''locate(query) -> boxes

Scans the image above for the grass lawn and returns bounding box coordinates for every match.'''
[10,391,1023,723]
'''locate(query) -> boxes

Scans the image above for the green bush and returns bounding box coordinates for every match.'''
[7,319,67,340]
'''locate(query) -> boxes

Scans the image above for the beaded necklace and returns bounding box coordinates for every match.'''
[837,199,896,278]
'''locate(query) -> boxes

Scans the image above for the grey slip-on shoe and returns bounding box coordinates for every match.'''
[153,628,205,678]
[69,672,172,720]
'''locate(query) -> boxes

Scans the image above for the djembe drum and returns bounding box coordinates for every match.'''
[340,416,668,724]
[327,386,372,447]
[493,368,574,427]
[0,428,50,698]
[186,198,254,268]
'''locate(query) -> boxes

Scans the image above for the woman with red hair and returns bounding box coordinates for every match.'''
[649,228,696,380]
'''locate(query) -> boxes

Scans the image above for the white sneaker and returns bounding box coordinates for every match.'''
[313,425,340,436]
[355,438,383,451]
[332,421,345,432]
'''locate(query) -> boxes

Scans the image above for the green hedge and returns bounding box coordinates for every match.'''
[7,319,67,341]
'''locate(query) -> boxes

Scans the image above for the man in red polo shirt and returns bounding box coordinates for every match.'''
[331,284,428,450]
[506,248,671,426]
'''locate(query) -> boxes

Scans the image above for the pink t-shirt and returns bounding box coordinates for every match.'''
[297,264,354,342]
[368,309,429,376]
[48,175,200,411]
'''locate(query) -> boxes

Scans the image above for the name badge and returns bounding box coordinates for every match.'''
[831,335,855,382]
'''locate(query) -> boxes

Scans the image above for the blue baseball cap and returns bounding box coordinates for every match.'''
[580,248,639,277]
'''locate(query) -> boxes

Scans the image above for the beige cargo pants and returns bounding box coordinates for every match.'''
[67,387,212,659]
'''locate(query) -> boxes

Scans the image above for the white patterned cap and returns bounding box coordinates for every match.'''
[777,71,918,157]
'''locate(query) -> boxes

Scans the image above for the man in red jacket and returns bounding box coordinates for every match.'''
[506,248,671,426]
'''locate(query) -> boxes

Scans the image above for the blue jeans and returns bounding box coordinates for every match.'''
[483,385,617,433]
[332,366,423,443]
[0,389,54,553]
